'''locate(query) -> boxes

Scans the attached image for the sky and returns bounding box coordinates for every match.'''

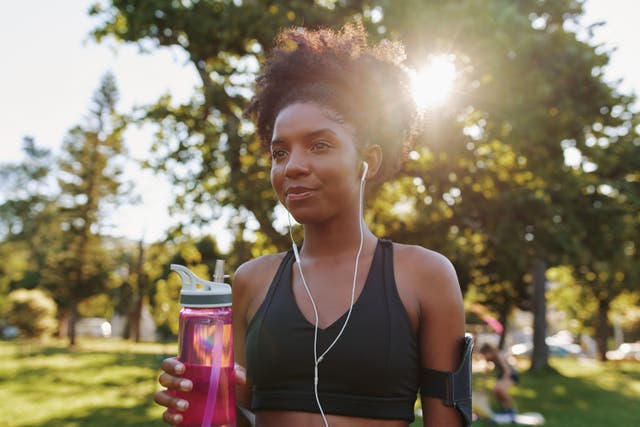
[1,0,639,244]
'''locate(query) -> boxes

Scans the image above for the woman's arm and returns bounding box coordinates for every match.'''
[400,247,466,427]
[231,254,284,427]
[232,263,256,427]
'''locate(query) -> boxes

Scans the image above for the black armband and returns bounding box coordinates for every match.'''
[420,334,474,426]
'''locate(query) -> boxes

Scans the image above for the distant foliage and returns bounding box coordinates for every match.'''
[2,289,58,338]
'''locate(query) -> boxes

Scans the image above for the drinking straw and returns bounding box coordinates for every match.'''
[201,320,223,427]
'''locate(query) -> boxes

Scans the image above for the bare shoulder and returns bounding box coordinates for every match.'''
[393,243,466,373]
[234,252,286,283]
[392,243,459,290]
[391,243,463,314]
[232,252,288,324]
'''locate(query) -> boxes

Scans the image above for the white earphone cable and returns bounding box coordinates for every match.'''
[287,162,368,427]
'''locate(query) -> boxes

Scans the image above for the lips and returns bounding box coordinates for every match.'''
[285,185,316,201]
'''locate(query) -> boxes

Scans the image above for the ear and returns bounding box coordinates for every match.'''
[362,144,382,180]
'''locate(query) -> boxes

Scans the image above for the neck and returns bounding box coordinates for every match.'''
[296,216,377,260]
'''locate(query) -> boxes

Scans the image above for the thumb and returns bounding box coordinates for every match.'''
[234,363,247,385]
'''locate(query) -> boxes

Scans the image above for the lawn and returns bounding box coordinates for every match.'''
[1,339,638,426]
[413,356,640,427]
[0,338,175,427]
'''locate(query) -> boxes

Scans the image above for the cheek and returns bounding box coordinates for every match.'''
[270,166,284,197]
[325,171,359,201]
[336,162,361,189]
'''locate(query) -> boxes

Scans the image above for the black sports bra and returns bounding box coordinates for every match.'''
[245,239,420,421]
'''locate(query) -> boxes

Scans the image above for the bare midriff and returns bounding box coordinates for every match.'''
[255,410,410,427]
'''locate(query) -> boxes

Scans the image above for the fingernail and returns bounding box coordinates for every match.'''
[173,413,183,423]
[177,400,189,411]
[236,367,246,383]
[180,380,192,391]
[175,363,185,374]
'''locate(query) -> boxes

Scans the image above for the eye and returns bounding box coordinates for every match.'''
[271,149,288,160]
[311,140,331,151]
[271,148,288,160]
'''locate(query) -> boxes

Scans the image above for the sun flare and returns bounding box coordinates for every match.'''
[410,54,457,110]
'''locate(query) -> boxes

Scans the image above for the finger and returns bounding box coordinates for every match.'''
[161,357,185,375]
[154,390,190,412]
[159,373,193,391]
[234,363,247,385]
[162,409,183,425]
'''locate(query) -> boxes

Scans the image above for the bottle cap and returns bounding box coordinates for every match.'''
[171,261,232,307]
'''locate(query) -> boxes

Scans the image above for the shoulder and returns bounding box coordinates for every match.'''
[234,251,287,282]
[392,243,460,292]
[391,243,466,371]
[233,251,288,296]
[232,251,289,324]
[392,243,455,274]
[391,242,463,318]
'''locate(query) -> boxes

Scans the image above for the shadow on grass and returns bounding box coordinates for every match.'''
[29,400,164,427]
[2,351,152,383]
[2,340,168,427]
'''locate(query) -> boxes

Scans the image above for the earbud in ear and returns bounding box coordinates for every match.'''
[361,161,369,182]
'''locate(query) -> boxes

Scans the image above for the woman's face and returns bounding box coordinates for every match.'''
[270,102,362,224]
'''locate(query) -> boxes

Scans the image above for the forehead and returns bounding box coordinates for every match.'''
[271,102,357,144]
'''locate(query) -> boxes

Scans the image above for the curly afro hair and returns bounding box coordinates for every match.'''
[244,22,421,185]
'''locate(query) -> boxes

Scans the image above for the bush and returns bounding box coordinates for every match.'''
[2,288,58,338]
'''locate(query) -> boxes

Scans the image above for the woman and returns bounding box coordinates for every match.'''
[155,22,471,427]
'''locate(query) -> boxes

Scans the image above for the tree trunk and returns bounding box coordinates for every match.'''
[129,295,143,343]
[529,257,549,372]
[68,302,78,347]
[129,240,145,343]
[57,309,69,339]
[596,297,610,361]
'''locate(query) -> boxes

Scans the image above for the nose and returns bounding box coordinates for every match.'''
[284,147,310,178]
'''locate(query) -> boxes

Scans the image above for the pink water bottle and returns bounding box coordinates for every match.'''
[169,261,235,427]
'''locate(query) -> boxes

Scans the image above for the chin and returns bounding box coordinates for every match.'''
[287,210,311,225]
[287,208,326,226]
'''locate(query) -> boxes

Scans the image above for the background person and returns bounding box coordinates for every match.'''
[479,343,519,423]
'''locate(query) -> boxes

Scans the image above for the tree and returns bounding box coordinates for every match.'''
[113,238,172,342]
[89,0,379,253]
[2,288,58,339]
[377,0,639,370]
[566,112,640,359]
[41,73,131,346]
[0,138,61,292]
[89,1,639,370]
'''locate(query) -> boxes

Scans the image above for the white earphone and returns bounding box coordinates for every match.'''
[287,159,369,427]
[361,160,369,182]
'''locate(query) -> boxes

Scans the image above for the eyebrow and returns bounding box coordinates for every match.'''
[270,128,339,147]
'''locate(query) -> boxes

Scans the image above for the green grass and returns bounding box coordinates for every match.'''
[0,338,176,427]
[412,357,640,427]
[1,340,639,426]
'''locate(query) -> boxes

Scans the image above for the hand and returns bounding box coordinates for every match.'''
[154,357,192,425]
[234,362,247,386]
[154,357,248,425]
